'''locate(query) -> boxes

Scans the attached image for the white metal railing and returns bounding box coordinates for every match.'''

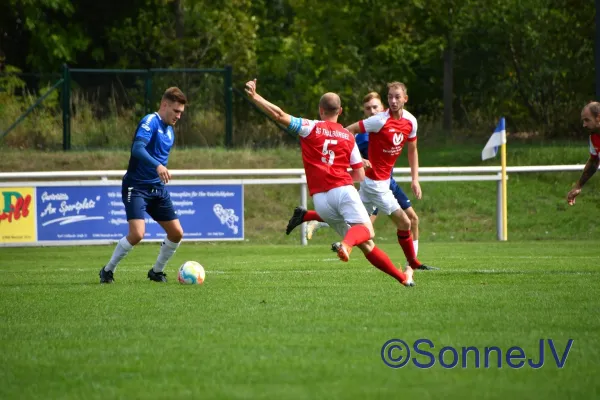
[0,165,586,244]
[0,164,588,180]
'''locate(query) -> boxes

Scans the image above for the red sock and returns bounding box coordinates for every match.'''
[302,210,323,222]
[365,246,407,283]
[342,225,371,247]
[397,230,421,268]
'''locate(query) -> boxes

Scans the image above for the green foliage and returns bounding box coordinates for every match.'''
[0,66,62,148]
[0,0,596,144]
[0,65,26,95]
[106,0,257,74]
[6,0,90,71]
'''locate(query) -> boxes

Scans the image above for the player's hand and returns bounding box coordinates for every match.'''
[411,181,422,200]
[156,165,171,184]
[363,159,371,169]
[245,79,257,98]
[567,187,581,206]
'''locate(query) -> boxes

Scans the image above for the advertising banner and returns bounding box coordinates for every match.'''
[0,187,37,243]
[0,184,243,246]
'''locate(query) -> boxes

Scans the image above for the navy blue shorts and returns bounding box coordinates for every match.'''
[121,181,178,222]
[372,177,412,215]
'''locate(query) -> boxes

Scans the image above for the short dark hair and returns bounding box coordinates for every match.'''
[363,92,382,104]
[584,101,600,118]
[162,87,187,104]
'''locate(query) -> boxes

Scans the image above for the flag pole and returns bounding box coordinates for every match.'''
[500,139,508,241]
[482,117,508,241]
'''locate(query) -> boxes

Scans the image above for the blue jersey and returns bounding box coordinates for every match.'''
[355,132,370,159]
[124,112,175,185]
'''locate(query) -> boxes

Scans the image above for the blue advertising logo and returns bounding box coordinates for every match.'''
[36,184,243,242]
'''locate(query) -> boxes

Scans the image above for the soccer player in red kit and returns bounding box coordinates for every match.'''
[567,101,600,205]
[346,81,436,272]
[245,78,415,287]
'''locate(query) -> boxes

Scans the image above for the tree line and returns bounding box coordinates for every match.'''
[0,0,595,140]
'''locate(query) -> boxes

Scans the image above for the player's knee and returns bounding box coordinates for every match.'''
[367,225,375,239]
[396,212,411,230]
[409,212,419,227]
[169,226,184,242]
[127,231,144,245]
[358,239,375,254]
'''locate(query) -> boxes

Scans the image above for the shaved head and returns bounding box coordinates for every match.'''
[319,92,341,116]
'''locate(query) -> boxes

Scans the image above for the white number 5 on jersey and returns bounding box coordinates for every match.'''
[321,139,338,165]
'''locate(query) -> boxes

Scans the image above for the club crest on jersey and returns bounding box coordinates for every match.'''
[393,132,404,146]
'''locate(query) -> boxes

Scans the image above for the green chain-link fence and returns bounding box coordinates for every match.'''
[1,66,298,150]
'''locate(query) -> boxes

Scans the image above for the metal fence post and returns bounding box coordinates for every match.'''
[224,65,233,147]
[62,64,71,151]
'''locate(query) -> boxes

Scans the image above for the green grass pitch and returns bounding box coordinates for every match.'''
[1,241,598,399]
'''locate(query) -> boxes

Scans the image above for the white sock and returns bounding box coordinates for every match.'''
[319,222,330,228]
[152,238,180,273]
[105,237,134,272]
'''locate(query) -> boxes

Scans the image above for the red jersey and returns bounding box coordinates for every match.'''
[358,109,418,181]
[290,117,363,196]
[589,134,600,157]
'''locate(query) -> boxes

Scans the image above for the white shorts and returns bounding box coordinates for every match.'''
[359,177,401,216]
[313,185,371,237]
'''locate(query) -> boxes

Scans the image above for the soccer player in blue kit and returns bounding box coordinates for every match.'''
[99,87,187,284]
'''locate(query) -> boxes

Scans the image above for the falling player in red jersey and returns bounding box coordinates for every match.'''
[345,81,437,272]
[245,78,414,287]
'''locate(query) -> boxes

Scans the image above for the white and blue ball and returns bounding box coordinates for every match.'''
[178,261,206,285]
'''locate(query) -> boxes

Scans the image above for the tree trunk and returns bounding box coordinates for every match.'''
[443,36,453,134]
[172,0,184,64]
[443,7,454,134]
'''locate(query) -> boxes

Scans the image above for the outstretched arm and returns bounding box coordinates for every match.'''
[245,79,292,127]
[567,155,600,205]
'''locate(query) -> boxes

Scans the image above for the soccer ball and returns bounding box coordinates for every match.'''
[178,261,206,285]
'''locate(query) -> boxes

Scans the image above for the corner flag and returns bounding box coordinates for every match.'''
[481,117,507,160]
[481,117,508,241]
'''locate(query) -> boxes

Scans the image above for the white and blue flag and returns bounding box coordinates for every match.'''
[482,117,506,160]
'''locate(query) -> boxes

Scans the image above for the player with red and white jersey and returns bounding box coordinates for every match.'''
[346,81,436,272]
[567,101,600,205]
[295,118,363,196]
[244,78,414,287]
